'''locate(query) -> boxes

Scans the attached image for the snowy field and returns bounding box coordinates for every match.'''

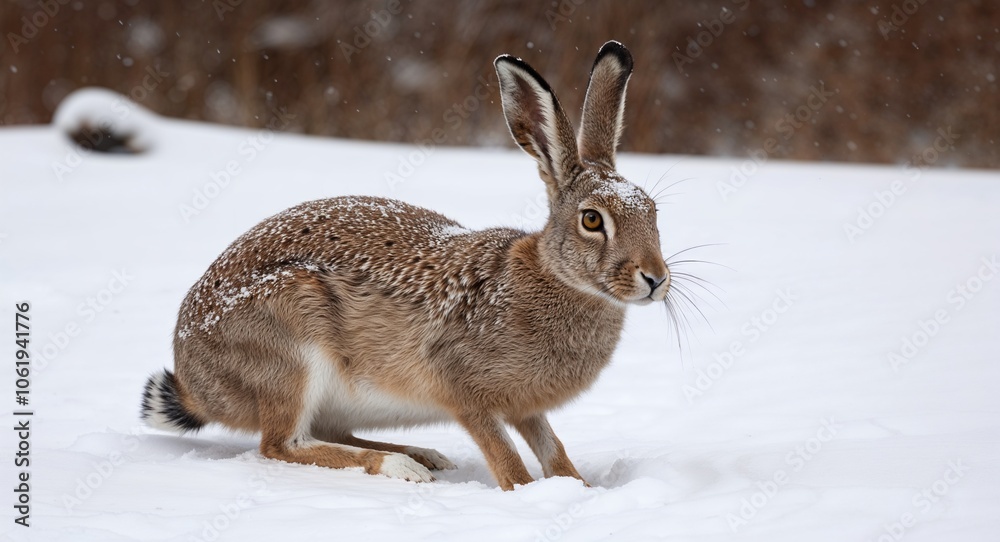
[2,91,999,541]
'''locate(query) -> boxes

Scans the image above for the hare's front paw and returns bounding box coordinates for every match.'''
[403,446,457,471]
[378,453,435,482]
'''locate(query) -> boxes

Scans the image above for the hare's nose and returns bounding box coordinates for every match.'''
[641,272,668,292]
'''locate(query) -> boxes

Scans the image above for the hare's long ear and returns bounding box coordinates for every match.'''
[495,54,582,196]
[578,41,633,169]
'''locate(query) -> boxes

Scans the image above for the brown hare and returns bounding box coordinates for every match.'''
[142,41,669,490]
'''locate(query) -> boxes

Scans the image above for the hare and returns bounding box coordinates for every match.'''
[141,41,669,490]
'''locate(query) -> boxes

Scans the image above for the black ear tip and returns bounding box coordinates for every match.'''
[494,54,531,76]
[596,40,633,71]
[494,53,520,68]
[494,53,553,92]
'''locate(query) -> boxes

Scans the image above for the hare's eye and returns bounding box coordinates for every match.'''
[581,210,603,232]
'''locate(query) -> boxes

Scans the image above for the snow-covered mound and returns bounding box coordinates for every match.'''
[51,87,160,154]
[1,90,998,541]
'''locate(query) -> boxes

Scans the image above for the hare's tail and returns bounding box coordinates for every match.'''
[141,370,205,433]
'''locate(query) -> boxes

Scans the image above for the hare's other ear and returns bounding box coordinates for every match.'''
[578,41,633,169]
[495,54,582,196]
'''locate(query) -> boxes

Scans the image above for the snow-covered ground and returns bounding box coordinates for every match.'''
[2,91,998,541]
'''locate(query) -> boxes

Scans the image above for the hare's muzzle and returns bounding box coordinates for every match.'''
[639,260,670,303]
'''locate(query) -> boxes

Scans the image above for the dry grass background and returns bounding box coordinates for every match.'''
[1,0,997,168]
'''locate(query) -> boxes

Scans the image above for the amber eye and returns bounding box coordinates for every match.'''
[581,210,603,232]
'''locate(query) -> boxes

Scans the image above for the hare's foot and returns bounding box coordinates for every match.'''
[456,410,534,490]
[513,414,586,484]
[377,453,436,482]
[401,445,457,471]
[342,435,456,471]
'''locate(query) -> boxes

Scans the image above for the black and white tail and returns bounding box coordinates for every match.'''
[141,370,205,433]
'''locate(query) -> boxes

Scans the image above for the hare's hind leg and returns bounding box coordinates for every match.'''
[513,414,586,484]
[341,435,456,471]
[248,272,429,481]
[256,378,434,482]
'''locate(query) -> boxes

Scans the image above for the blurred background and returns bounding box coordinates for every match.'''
[1,0,997,168]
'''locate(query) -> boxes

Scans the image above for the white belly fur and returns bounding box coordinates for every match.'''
[296,343,449,438]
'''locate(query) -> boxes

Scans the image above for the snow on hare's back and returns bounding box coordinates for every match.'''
[141,41,670,490]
